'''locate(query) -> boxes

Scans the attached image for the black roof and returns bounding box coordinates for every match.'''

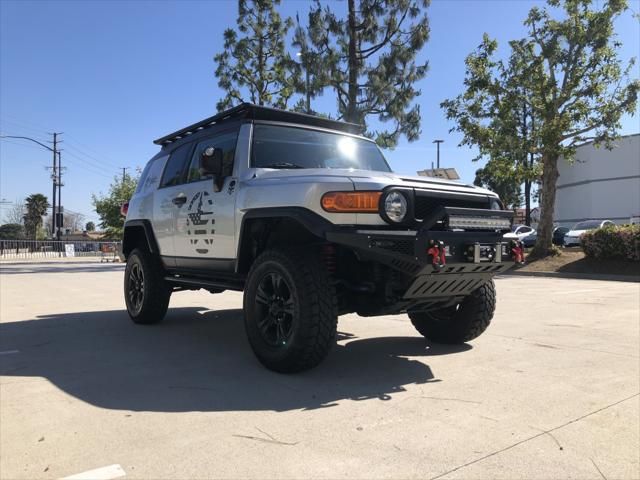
[153,103,364,146]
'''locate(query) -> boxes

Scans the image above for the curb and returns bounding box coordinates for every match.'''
[500,270,640,283]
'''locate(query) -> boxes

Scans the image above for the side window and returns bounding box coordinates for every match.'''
[186,130,239,183]
[520,227,532,233]
[134,161,153,194]
[160,143,192,188]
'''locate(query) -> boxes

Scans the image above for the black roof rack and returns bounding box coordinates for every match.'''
[153,103,364,146]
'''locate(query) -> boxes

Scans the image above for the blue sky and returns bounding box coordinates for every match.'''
[1,0,639,225]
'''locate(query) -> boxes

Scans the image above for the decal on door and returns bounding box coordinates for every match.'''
[186,191,215,254]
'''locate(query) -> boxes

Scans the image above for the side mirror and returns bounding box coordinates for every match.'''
[200,147,224,191]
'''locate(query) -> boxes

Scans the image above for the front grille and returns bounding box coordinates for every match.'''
[414,195,488,220]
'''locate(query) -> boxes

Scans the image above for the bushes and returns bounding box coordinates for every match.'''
[581,224,640,261]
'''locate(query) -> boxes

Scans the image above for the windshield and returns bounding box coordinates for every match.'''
[251,124,392,172]
[573,221,602,230]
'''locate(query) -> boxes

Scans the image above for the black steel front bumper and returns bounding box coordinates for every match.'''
[326,207,515,301]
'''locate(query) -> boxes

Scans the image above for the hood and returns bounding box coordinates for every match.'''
[253,168,497,197]
[566,229,588,237]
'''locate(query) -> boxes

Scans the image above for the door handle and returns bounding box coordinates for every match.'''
[172,195,187,206]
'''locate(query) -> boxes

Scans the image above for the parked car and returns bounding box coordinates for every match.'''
[121,103,516,373]
[503,224,536,242]
[564,220,615,246]
[521,226,569,248]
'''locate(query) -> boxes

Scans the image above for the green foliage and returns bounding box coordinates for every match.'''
[85,221,96,232]
[23,193,49,239]
[473,163,522,209]
[442,0,639,255]
[581,224,640,261]
[0,223,25,240]
[214,0,298,110]
[92,174,139,239]
[303,0,430,148]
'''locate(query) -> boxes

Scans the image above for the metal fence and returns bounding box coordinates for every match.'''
[0,240,122,261]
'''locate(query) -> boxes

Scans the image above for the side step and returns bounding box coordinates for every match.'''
[164,276,244,292]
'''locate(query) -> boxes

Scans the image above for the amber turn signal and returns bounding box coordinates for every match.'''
[321,191,382,213]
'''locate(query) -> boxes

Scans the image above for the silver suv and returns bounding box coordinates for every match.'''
[122,104,514,372]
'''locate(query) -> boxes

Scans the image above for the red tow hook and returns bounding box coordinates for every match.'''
[510,240,525,264]
[427,240,447,270]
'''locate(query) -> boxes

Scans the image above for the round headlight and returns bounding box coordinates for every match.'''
[384,191,408,223]
[490,198,502,210]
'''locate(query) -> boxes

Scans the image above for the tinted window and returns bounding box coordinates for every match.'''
[519,226,532,233]
[252,124,391,172]
[160,143,192,188]
[186,130,239,183]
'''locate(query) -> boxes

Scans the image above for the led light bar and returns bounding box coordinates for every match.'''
[448,215,512,231]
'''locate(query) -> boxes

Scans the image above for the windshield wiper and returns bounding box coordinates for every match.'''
[261,162,305,169]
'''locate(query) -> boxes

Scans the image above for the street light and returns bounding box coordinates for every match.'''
[0,134,60,238]
[433,139,444,169]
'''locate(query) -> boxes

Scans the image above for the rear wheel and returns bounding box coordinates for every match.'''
[243,248,337,373]
[124,248,171,324]
[409,280,496,343]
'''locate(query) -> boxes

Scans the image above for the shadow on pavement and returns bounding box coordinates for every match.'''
[0,307,471,412]
[0,263,124,275]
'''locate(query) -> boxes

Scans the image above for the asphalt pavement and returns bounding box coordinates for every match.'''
[1,261,638,479]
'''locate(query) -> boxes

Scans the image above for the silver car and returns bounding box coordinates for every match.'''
[122,103,515,372]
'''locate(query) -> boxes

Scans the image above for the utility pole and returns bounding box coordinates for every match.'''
[0,134,61,237]
[51,133,59,237]
[49,133,63,239]
[432,139,444,169]
[57,151,64,239]
[121,167,129,184]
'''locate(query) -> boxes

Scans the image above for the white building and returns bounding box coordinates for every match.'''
[554,133,640,228]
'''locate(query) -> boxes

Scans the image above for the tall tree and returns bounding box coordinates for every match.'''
[92,174,139,239]
[214,0,298,111]
[443,0,638,254]
[442,34,540,226]
[291,13,325,114]
[304,0,430,148]
[23,194,49,239]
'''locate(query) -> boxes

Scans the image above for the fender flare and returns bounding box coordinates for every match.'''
[235,207,335,272]
[122,219,160,258]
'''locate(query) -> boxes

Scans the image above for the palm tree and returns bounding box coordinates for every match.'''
[23,194,49,239]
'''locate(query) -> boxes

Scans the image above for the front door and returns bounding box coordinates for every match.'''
[173,129,240,271]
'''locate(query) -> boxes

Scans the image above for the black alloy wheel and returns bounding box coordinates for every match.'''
[254,272,295,347]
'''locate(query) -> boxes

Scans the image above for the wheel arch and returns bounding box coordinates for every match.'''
[122,219,160,259]
[236,207,333,274]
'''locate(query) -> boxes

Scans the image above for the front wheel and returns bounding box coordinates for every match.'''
[124,248,171,324]
[243,248,337,373]
[409,280,496,344]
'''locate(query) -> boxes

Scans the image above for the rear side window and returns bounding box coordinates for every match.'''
[160,143,192,188]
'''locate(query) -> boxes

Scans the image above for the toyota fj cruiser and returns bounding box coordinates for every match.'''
[122,103,514,373]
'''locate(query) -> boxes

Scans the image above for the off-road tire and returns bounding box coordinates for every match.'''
[124,248,171,325]
[409,280,496,343]
[243,248,338,373]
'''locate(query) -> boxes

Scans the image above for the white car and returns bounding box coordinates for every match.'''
[503,224,536,242]
[564,220,615,246]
